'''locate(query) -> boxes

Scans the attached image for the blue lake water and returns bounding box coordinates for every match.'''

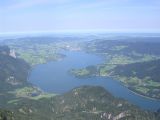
[29,50,160,111]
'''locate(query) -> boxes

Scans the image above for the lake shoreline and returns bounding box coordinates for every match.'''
[73,73,160,101]
[108,76,160,101]
[28,50,160,111]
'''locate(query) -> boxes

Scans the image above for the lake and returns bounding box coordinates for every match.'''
[29,50,160,111]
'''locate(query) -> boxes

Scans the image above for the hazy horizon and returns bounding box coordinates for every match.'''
[1,0,160,33]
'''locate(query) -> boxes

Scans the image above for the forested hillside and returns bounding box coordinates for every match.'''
[0,46,30,92]
[0,46,159,120]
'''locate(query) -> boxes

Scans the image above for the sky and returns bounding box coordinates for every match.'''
[0,0,160,33]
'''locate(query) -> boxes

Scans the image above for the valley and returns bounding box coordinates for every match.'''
[0,34,160,120]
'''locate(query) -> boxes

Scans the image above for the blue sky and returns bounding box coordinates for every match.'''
[0,0,160,33]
